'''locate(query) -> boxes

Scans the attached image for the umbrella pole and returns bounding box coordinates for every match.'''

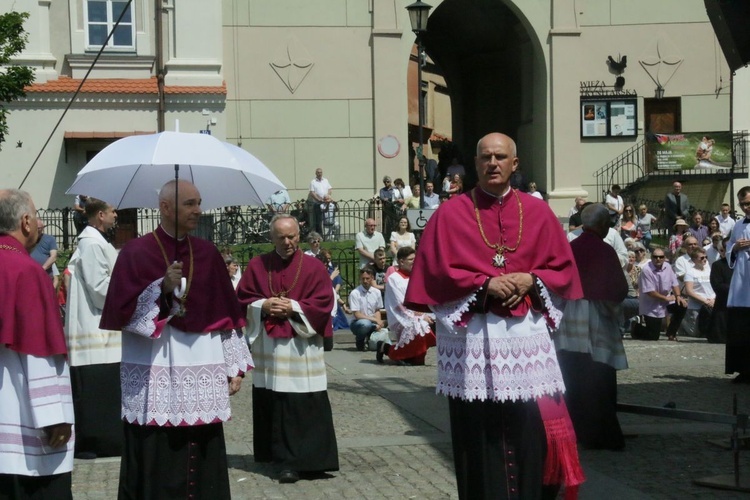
[174,164,179,261]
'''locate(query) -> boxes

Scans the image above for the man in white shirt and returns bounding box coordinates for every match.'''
[348,267,385,351]
[308,168,333,234]
[716,203,736,238]
[673,236,700,282]
[355,218,386,268]
[605,184,624,229]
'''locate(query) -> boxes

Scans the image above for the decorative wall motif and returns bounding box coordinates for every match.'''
[639,36,684,92]
[270,37,314,94]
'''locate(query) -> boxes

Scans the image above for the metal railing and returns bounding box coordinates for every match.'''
[38,197,405,302]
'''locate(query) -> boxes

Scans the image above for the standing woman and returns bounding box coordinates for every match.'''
[447,174,463,199]
[636,204,657,250]
[389,216,416,260]
[620,205,637,240]
[668,219,689,260]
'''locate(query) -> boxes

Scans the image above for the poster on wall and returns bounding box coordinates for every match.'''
[580,97,638,138]
[581,101,608,137]
[648,132,733,171]
[609,100,637,136]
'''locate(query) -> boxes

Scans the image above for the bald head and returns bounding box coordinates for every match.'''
[158,179,202,238]
[475,133,519,195]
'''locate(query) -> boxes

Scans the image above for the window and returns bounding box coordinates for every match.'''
[85,0,134,51]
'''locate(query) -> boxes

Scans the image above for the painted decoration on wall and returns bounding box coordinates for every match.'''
[377,135,401,158]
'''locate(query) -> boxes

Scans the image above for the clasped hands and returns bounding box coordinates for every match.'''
[486,273,534,308]
[263,297,293,320]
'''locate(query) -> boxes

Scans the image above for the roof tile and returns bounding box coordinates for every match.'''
[25,76,226,95]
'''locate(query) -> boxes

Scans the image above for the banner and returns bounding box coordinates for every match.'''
[648,132,732,171]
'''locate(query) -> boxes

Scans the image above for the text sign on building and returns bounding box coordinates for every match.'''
[647,132,733,172]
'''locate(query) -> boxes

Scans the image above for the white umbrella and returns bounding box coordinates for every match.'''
[65,131,285,210]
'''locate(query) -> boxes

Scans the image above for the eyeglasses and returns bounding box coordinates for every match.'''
[311,240,321,244]
[698,256,707,261]
[635,249,645,253]
[652,255,666,259]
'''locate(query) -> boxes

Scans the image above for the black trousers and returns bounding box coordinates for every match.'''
[448,397,558,500]
[0,473,72,500]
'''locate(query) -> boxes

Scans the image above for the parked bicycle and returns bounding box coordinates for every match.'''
[215,206,272,245]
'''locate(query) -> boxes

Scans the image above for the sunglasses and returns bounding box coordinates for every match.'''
[652,255,666,259]
[635,249,645,253]
[697,256,707,261]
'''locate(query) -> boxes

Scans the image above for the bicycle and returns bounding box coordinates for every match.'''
[215,207,272,246]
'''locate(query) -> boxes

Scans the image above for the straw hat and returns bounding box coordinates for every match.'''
[674,218,688,228]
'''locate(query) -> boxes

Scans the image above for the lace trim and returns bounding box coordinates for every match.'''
[431,292,477,329]
[436,330,565,403]
[392,314,432,348]
[121,362,231,426]
[221,330,254,377]
[536,277,564,330]
[123,279,179,339]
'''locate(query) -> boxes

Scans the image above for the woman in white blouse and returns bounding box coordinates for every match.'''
[389,216,416,259]
[680,247,716,338]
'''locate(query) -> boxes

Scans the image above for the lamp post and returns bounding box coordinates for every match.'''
[406,1,431,209]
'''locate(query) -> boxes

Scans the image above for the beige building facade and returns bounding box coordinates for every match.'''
[1,0,745,214]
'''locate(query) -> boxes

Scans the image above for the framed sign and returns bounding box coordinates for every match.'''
[580,97,638,138]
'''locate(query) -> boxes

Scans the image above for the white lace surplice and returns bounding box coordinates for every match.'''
[431,283,566,403]
[121,279,253,426]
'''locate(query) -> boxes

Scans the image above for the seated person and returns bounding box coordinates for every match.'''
[348,267,385,351]
[369,248,388,298]
[376,247,436,366]
[636,248,687,341]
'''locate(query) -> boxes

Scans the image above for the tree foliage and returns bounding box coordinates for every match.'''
[0,11,35,150]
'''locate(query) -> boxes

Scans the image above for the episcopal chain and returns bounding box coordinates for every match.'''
[471,187,524,268]
[268,249,304,298]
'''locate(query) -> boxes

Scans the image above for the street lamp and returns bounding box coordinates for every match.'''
[406,0,431,209]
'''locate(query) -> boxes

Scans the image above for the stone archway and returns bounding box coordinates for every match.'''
[420,0,546,189]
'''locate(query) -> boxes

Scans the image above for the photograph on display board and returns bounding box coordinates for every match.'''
[581,101,607,138]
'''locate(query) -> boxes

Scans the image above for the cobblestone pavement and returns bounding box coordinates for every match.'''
[71,332,750,499]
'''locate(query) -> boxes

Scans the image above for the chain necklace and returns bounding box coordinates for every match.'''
[471,187,524,268]
[268,249,304,298]
[0,244,22,253]
[153,230,194,317]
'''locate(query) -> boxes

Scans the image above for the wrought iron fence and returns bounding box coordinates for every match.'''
[38,197,404,301]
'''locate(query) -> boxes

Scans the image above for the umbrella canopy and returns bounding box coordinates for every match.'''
[65,131,286,210]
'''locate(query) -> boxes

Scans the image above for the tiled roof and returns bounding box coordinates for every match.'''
[64,131,155,139]
[25,76,226,95]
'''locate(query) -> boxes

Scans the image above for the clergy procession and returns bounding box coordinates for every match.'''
[3,131,750,500]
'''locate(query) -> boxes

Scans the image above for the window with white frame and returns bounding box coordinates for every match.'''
[85,0,135,51]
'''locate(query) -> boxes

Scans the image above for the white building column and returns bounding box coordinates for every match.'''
[372,0,408,184]
[15,0,57,83]
[163,0,223,86]
[547,0,587,213]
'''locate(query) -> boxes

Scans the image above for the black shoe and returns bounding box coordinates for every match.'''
[74,452,97,460]
[376,341,385,363]
[279,470,299,484]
